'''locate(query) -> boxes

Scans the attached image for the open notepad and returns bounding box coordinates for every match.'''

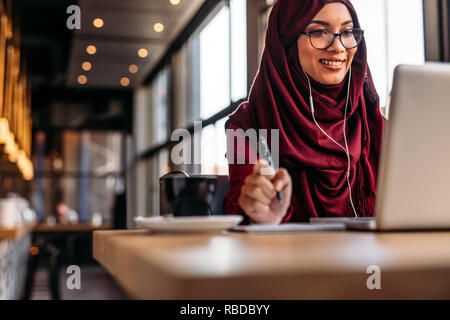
[230,223,346,233]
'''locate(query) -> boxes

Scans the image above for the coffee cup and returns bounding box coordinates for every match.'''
[0,198,19,228]
[160,173,217,217]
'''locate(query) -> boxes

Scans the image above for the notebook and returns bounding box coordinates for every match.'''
[230,222,346,233]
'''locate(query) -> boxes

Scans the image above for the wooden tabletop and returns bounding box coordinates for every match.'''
[0,223,35,239]
[33,223,112,233]
[93,229,450,299]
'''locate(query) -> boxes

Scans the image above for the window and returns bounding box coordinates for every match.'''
[33,130,124,224]
[152,67,170,145]
[199,0,247,174]
[352,0,425,110]
[149,68,171,213]
[200,6,230,120]
[133,67,170,218]
[231,0,248,101]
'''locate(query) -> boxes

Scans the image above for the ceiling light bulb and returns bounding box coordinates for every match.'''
[170,0,181,5]
[77,75,88,85]
[120,77,130,87]
[82,62,92,71]
[93,18,104,28]
[138,48,148,58]
[128,64,138,73]
[153,23,164,33]
[86,45,97,55]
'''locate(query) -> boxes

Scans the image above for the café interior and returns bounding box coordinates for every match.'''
[0,0,449,300]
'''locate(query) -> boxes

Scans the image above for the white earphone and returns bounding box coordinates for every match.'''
[301,65,358,217]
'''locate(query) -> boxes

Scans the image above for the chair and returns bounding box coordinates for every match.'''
[22,239,60,300]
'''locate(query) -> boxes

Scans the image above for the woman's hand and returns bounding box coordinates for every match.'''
[238,160,293,224]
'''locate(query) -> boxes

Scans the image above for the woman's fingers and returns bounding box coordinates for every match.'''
[238,194,270,216]
[241,183,272,205]
[245,174,277,199]
[239,161,293,224]
[273,168,292,192]
[239,194,282,224]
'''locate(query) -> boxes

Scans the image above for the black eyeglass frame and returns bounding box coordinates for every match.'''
[299,28,365,50]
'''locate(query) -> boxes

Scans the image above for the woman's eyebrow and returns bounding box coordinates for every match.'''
[308,20,354,27]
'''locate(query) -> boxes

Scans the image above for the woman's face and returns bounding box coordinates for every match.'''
[297,2,357,85]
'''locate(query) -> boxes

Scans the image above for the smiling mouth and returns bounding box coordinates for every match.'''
[319,59,346,66]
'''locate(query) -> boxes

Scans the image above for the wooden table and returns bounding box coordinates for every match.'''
[93,229,450,299]
[33,223,112,233]
[23,223,114,299]
[0,223,35,239]
[32,223,112,263]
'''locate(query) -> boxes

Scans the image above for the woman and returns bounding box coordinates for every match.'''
[223,0,385,224]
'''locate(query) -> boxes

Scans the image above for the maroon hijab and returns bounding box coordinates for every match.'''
[223,0,385,221]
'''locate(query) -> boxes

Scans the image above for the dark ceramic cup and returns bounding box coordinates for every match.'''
[160,174,217,217]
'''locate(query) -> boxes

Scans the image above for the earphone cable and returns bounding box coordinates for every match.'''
[302,65,358,217]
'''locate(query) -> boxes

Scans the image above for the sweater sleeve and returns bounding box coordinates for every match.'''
[222,121,254,222]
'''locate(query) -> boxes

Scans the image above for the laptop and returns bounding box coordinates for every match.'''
[311,63,450,231]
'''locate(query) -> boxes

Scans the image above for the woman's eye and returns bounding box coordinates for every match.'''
[342,30,353,38]
[311,30,328,37]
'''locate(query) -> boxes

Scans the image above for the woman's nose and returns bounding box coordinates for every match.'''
[328,35,346,52]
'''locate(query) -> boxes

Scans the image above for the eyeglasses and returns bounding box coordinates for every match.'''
[299,28,364,50]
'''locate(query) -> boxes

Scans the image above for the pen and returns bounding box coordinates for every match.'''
[259,136,283,202]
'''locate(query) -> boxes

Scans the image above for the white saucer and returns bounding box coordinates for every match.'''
[134,215,243,233]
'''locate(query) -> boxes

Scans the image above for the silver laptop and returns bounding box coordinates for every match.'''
[311,63,450,231]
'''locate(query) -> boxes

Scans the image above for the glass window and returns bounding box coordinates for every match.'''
[152,67,170,145]
[200,5,231,120]
[199,1,247,174]
[32,130,124,224]
[144,67,171,216]
[342,0,425,109]
[231,0,248,101]
[199,5,230,174]
[153,67,170,176]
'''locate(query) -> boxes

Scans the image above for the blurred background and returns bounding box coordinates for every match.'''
[0,0,448,300]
